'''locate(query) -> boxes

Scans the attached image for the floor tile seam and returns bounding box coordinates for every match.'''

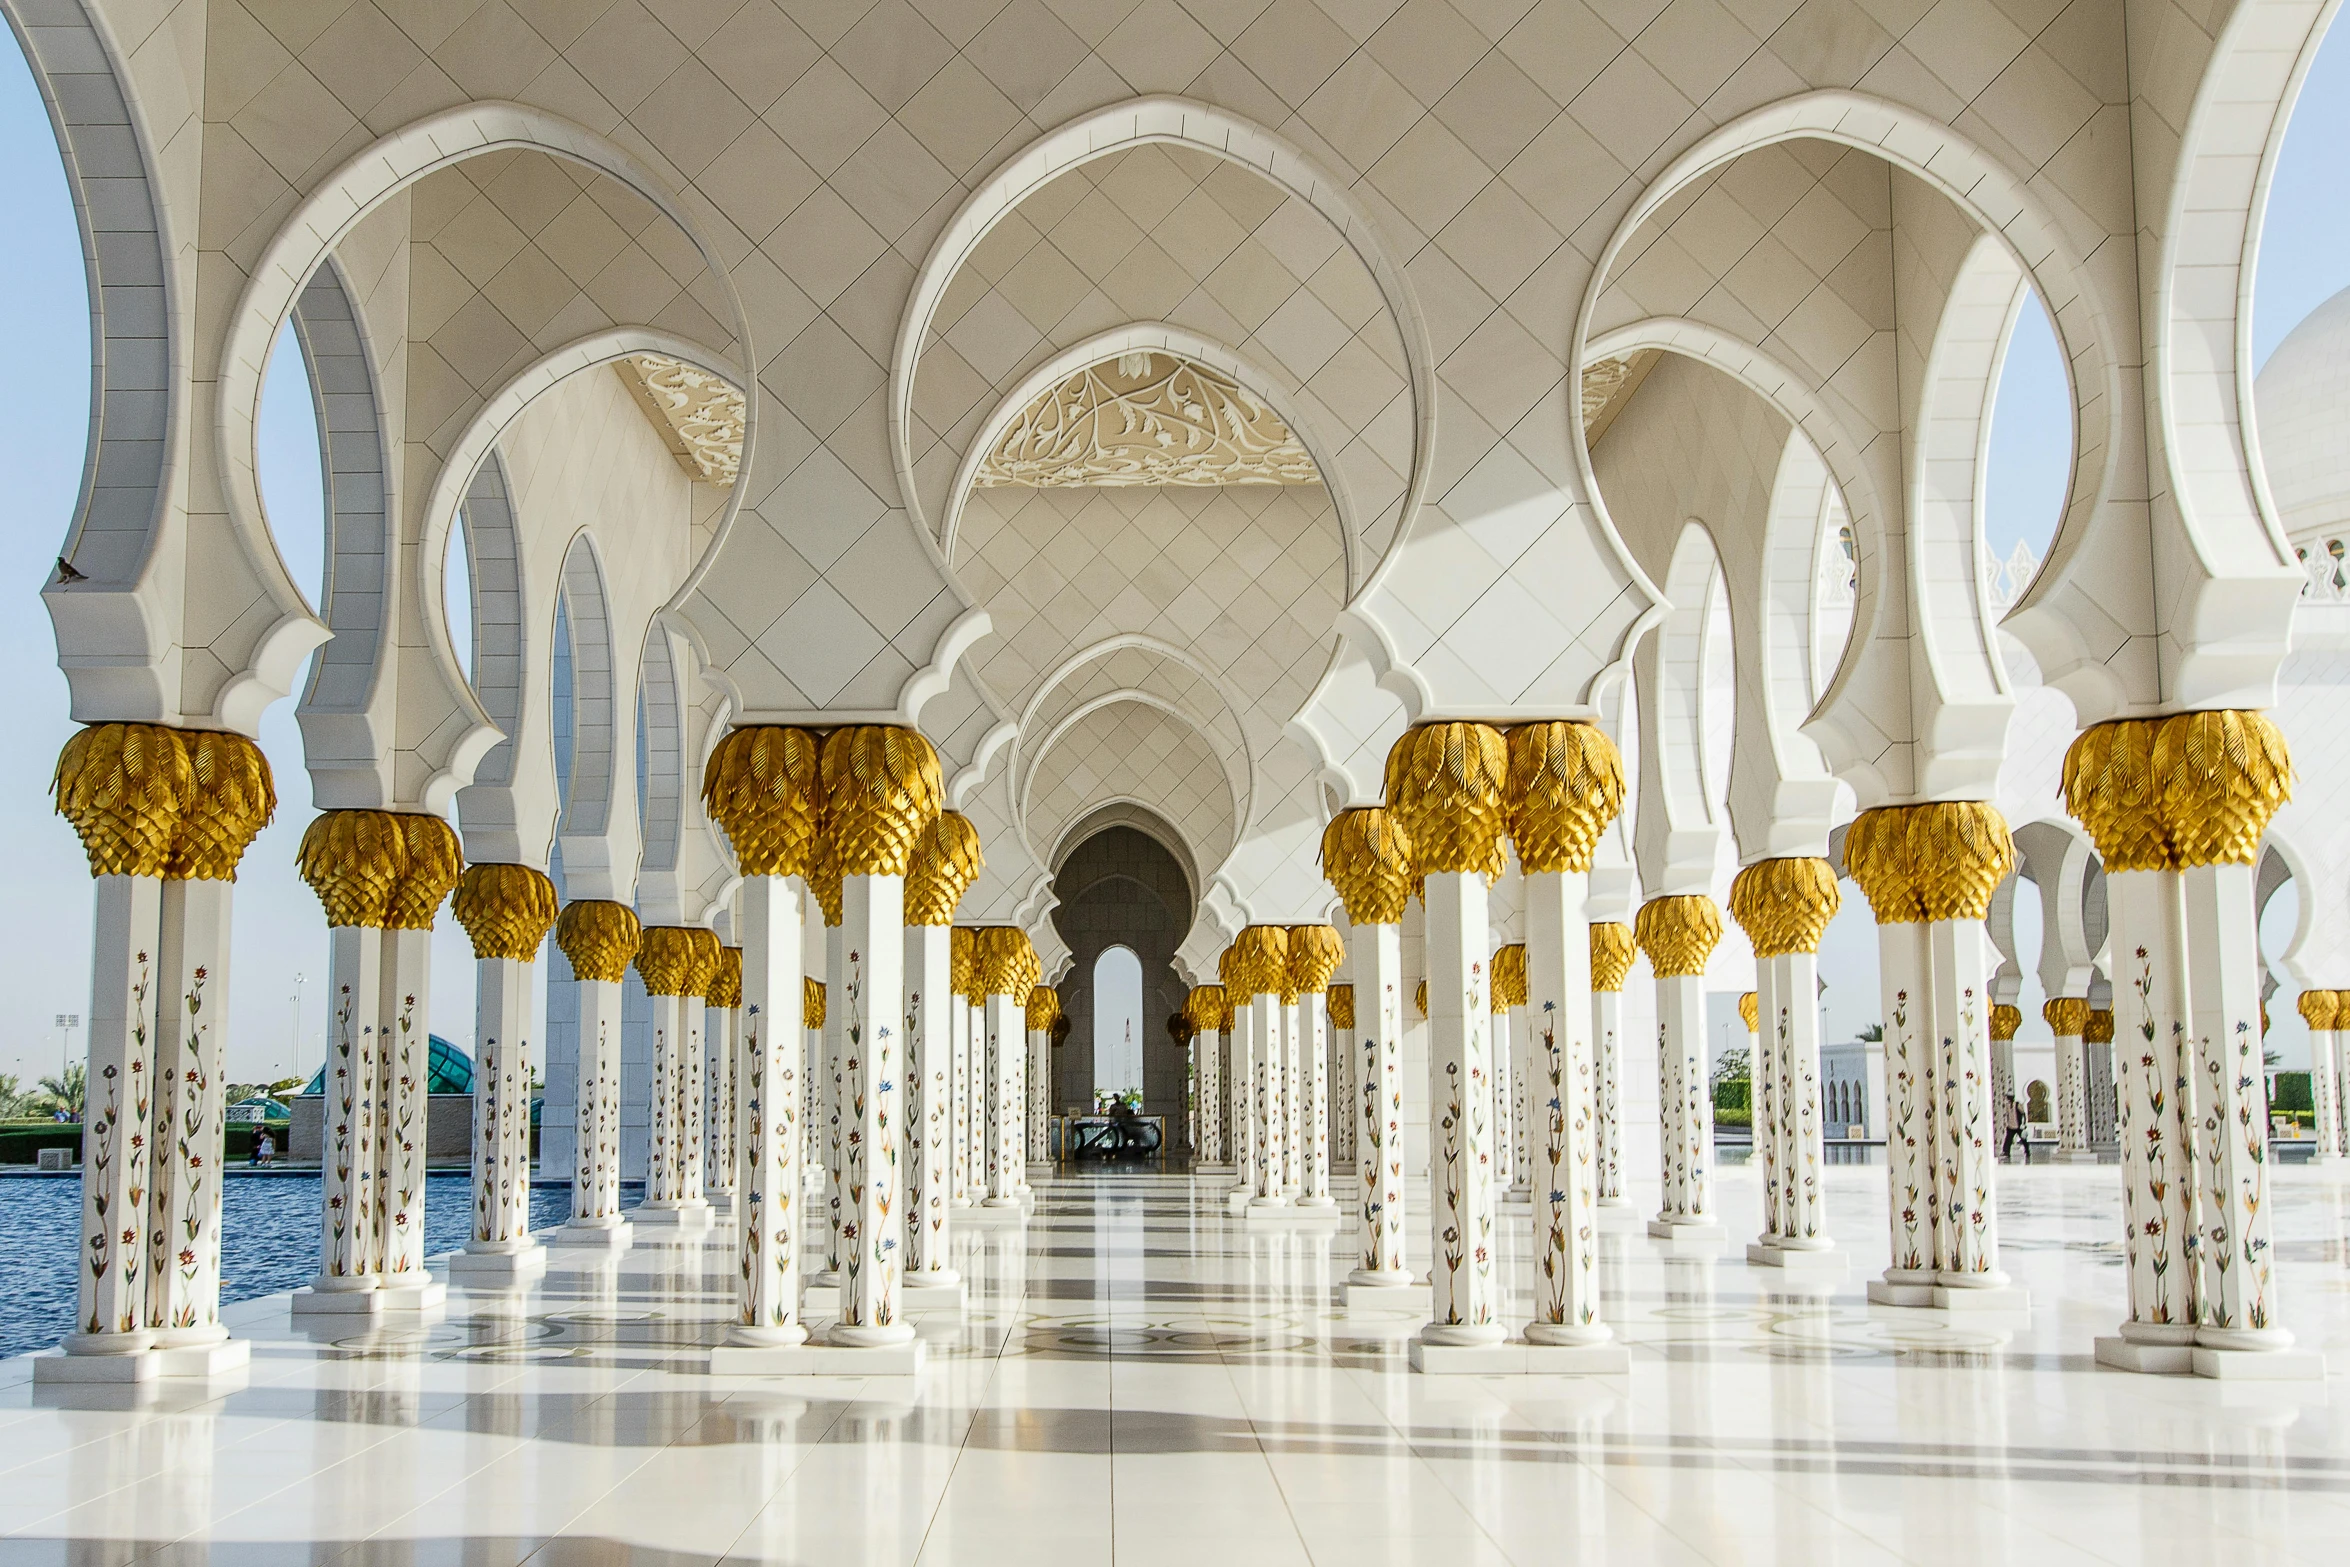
[101,1416,446,1556]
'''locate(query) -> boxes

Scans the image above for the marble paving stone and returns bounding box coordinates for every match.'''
[0,1163,2346,1565]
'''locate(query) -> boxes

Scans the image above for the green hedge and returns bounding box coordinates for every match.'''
[1713,1106,1751,1128]
[2272,1071,2311,1114]
[1713,1080,1750,1113]
[1,1121,289,1166]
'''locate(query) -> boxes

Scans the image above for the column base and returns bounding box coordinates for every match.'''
[552,1219,635,1252]
[1342,1279,1430,1312]
[448,1243,549,1286]
[1410,1337,1629,1375]
[631,1202,715,1230]
[1294,1194,1338,1209]
[1224,1189,1254,1215]
[1192,1163,1236,1176]
[1745,1242,1845,1274]
[1024,1161,1054,1179]
[152,1338,252,1380]
[802,1279,968,1314]
[960,1202,1028,1227]
[709,1338,928,1377]
[1869,1278,2029,1312]
[2191,1346,2329,1380]
[2052,1148,2102,1164]
[1645,1220,1725,1254]
[376,1277,448,1312]
[34,1349,156,1385]
[1244,1202,1342,1227]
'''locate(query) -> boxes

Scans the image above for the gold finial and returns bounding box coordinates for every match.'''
[636,926,719,998]
[1843,803,2012,924]
[1634,895,1721,978]
[973,926,1035,996]
[1591,922,1635,992]
[53,721,192,879]
[703,726,822,878]
[2297,989,2339,1031]
[906,810,983,925]
[1229,925,1291,1000]
[168,729,276,880]
[1286,924,1345,996]
[1728,857,1840,956]
[2062,719,2170,872]
[1384,722,1509,880]
[808,834,843,926]
[452,864,559,961]
[2155,709,2291,868]
[1327,984,1355,1030]
[1320,807,1415,925]
[2083,1008,2114,1044]
[1505,720,1623,873]
[708,947,743,1008]
[1990,1003,2021,1042]
[2043,996,2089,1036]
[820,725,942,877]
[1738,991,1758,1032]
[385,813,463,930]
[1026,985,1061,1031]
[297,809,408,929]
[804,976,826,1031]
[555,900,642,983]
[951,926,983,1003]
[1492,943,1527,1012]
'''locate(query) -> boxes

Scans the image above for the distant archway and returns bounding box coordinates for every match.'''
[1049,822,1196,1125]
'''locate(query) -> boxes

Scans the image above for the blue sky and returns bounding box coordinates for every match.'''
[2,38,2348,1089]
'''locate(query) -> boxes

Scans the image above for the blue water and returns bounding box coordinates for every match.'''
[0,1175,572,1360]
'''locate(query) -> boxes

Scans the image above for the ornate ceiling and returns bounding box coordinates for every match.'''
[616,354,746,487]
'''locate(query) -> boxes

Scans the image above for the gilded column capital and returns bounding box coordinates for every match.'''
[804,977,826,1031]
[53,721,192,879]
[1184,985,1227,1033]
[637,926,721,998]
[708,947,743,1008]
[1326,984,1354,1030]
[1504,720,1624,873]
[2334,989,2350,1021]
[1590,922,1635,992]
[2083,1008,2114,1045]
[1229,925,1290,1000]
[168,729,276,880]
[1384,722,1509,880]
[2154,709,2291,868]
[1052,1014,1070,1049]
[1491,943,1527,1012]
[808,835,843,926]
[1989,1003,2021,1043]
[554,900,642,983]
[1634,894,1721,978]
[1414,979,1427,1019]
[1728,856,1840,956]
[1320,807,1414,925]
[385,814,463,930]
[973,926,1035,996]
[452,864,559,961]
[1026,985,1061,1032]
[297,808,409,930]
[951,925,983,1003]
[820,724,942,877]
[1738,991,1757,1032]
[2062,719,2171,872]
[905,810,983,925]
[2043,996,2090,1036]
[1217,945,1240,1000]
[2297,989,2339,1031]
[703,725,822,878]
[1843,802,2011,924]
[1165,1011,1191,1046]
[1286,924,1345,996]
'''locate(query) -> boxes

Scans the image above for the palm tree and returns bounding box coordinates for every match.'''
[36,1063,85,1120]
[1858,1023,1884,1043]
[0,1073,34,1119]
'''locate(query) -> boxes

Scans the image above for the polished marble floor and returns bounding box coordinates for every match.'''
[4,1160,2348,1567]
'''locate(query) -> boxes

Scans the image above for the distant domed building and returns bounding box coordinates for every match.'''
[2260,284,2350,589]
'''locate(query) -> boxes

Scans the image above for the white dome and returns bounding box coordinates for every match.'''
[2256,284,2350,543]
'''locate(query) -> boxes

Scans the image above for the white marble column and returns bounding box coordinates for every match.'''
[1522,865,1612,1347]
[1928,917,2008,1294]
[636,928,717,1226]
[1298,989,1334,1205]
[1248,972,1288,1209]
[553,901,638,1247]
[376,923,435,1285]
[820,918,846,1272]
[835,876,911,1346]
[1327,986,1353,1173]
[462,950,544,1279]
[1591,923,1634,1206]
[2046,997,2091,1162]
[950,933,975,1205]
[984,987,1023,1205]
[1347,922,1409,1287]
[148,877,235,1357]
[68,872,164,1359]
[313,920,383,1298]
[725,868,809,1353]
[1638,896,1721,1240]
[1868,919,1937,1302]
[1767,953,1831,1252]
[1192,990,1225,1165]
[2298,993,2341,1163]
[1227,963,1258,1199]
[1490,987,1515,1198]
[1422,868,1503,1343]
[904,922,958,1286]
[707,948,741,1211]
